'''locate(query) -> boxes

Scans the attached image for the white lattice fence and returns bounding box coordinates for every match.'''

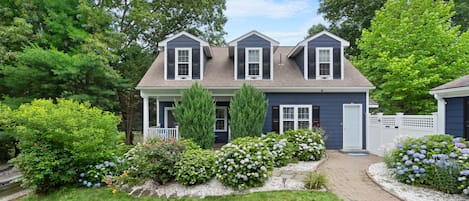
[367,113,438,156]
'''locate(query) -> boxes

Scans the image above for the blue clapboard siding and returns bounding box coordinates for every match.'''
[237,35,271,80]
[264,93,367,149]
[308,35,341,48]
[294,48,305,75]
[445,97,465,137]
[166,35,201,80]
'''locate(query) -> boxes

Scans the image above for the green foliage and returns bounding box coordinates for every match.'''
[0,102,16,162]
[307,24,328,37]
[229,84,267,139]
[119,139,187,185]
[453,0,469,32]
[285,129,326,161]
[260,133,295,167]
[356,0,469,114]
[216,137,274,189]
[174,83,216,149]
[388,135,469,195]
[79,161,118,188]
[318,0,386,56]
[175,149,216,186]
[10,99,121,193]
[303,171,327,190]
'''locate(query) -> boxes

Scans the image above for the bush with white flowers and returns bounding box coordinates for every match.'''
[285,129,325,161]
[260,132,295,167]
[175,148,216,186]
[215,137,274,189]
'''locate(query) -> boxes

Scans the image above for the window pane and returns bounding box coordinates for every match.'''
[319,63,330,75]
[178,50,189,62]
[248,49,260,62]
[283,107,294,120]
[248,64,260,75]
[178,64,189,75]
[215,120,225,130]
[298,107,309,120]
[318,49,330,62]
[298,121,310,129]
[283,121,294,132]
[216,108,225,118]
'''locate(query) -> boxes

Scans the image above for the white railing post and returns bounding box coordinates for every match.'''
[396,113,404,136]
[143,96,149,142]
[432,112,438,134]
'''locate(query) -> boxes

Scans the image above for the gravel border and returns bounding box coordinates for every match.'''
[367,162,468,201]
[129,159,326,198]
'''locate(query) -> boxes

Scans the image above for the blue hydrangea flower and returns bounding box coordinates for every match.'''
[397,170,405,175]
[402,155,409,161]
[407,150,415,155]
[449,152,458,158]
[420,145,426,149]
[405,160,413,166]
[461,170,469,176]
[80,173,85,177]
[420,150,426,154]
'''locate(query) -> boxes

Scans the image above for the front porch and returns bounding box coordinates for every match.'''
[141,92,233,142]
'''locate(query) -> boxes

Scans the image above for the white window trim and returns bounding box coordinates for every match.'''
[279,105,313,133]
[175,48,192,80]
[245,47,263,80]
[316,47,333,80]
[214,106,228,132]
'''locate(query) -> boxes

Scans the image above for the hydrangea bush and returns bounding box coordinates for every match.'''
[215,137,274,189]
[285,129,326,161]
[79,160,117,188]
[260,132,294,167]
[388,134,469,195]
[175,149,216,185]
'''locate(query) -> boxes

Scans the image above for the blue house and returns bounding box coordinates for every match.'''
[136,31,375,150]
[430,74,469,139]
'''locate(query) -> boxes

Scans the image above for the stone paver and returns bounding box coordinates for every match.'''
[318,151,400,201]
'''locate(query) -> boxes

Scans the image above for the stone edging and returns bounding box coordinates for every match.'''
[365,163,405,201]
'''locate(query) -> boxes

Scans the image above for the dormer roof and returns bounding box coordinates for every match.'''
[159,31,213,57]
[287,31,350,58]
[228,30,280,46]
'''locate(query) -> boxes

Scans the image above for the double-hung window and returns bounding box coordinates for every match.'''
[175,48,192,80]
[245,48,262,80]
[279,105,313,133]
[214,107,227,132]
[316,48,333,79]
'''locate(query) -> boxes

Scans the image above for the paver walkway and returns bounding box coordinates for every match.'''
[318,151,400,201]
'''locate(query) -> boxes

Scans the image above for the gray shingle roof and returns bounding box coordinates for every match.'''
[136,47,374,90]
[431,74,469,91]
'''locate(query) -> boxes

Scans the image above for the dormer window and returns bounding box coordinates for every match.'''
[175,48,192,80]
[246,48,263,80]
[316,48,333,80]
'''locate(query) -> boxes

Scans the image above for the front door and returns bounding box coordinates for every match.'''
[164,107,177,128]
[465,98,469,140]
[343,104,362,150]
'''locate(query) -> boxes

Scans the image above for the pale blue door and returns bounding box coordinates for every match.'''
[343,104,362,150]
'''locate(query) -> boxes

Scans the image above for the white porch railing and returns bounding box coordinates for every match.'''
[146,126,179,141]
[367,113,438,156]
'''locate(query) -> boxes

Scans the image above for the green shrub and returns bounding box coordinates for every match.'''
[388,134,469,195]
[10,99,121,193]
[119,138,187,185]
[285,129,326,161]
[216,137,274,189]
[0,103,16,163]
[260,132,294,167]
[79,160,117,188]
[229,84,267,139]
[304,171,327,190]
[173,83,216,149]
[175,149,216,185]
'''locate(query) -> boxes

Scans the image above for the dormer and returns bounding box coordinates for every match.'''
[287,31,349,80]
[159,31,212,80]
[228,31,279,80]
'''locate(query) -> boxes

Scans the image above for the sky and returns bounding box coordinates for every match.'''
[224,0,327,46]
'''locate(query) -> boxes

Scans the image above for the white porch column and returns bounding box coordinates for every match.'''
[156,97,160,128]
[435,95,446,134]
[143,96,149,142]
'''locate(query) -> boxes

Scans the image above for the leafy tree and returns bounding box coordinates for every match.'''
[229,84,267,139]
[173,83,216,149]
[317,0,386,56]
[11,99,121,193]
[356,0,469,114]
[453,0,469,32]
[0,103,16,162]
[307,24,328,37]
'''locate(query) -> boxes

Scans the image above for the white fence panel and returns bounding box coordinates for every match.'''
[147,126,179,141]
[367,113,438,156]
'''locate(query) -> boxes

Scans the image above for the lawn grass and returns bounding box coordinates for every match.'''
[20,187,342,201]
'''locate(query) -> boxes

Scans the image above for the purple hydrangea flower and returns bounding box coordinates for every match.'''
[455,142,466,149]
[420,150,426,154]
[420,145,427,149]
[407,150,415,155]
[402,155,409,161]
[405,160,413,166]
[461,170,469,176]
[449,152,458,158]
